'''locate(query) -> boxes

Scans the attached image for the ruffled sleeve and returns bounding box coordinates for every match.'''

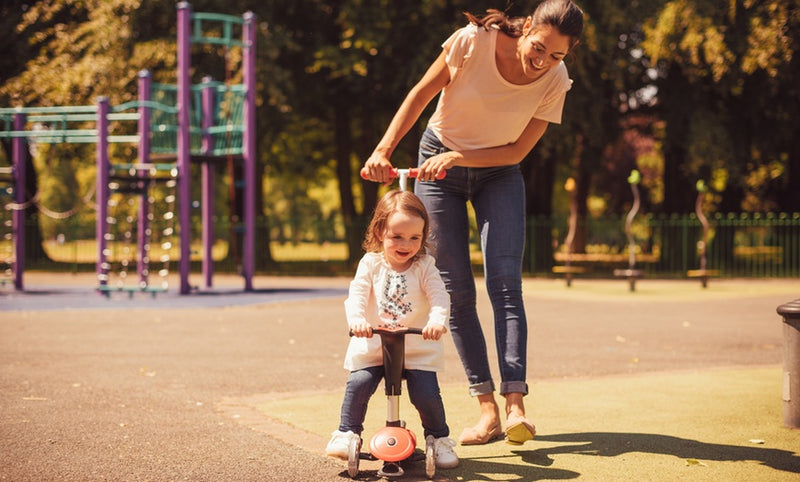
[343,253,376,327]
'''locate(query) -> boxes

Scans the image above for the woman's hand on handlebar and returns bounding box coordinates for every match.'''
[363,152,395,186]
[417,151,457,182]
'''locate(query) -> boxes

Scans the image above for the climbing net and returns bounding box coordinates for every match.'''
[0,159,178,293]
[0,179,12,284]
[98,165,178,292]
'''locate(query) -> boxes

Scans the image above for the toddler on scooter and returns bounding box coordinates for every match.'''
[326,189,459,470]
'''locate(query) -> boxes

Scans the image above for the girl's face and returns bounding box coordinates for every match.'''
[519,23,571,81]
[380,210,425,271]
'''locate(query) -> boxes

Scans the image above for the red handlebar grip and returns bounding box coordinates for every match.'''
[407,168,446,180]
[360,167,446,180]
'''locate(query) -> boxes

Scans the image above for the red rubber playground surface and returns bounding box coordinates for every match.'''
[1,273,799,480]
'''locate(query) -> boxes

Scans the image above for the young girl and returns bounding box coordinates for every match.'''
[326,189,458,469]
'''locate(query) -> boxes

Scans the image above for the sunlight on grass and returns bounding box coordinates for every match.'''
[269,242,348,261]
[41,239,229,263]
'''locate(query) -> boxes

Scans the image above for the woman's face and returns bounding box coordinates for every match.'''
[519,23,571,80]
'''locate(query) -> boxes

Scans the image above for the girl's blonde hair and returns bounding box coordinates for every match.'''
[363,190,431,259]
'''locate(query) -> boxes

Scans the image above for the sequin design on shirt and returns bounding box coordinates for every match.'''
[380,271,412,322]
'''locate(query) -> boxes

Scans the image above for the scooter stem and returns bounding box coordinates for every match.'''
[380,331,406,397]
[386,395,401,426]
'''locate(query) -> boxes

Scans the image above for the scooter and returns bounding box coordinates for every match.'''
[347,166,447,478]
[347,323,436,479]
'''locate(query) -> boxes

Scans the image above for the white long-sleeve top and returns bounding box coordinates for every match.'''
[343,252,450,372]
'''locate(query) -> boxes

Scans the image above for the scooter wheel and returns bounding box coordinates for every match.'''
[347,435,361,478]
[425,435,436,478]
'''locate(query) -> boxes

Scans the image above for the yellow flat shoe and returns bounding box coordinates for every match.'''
[505,419,535,445]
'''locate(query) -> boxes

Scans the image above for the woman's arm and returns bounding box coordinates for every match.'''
[416,116,550,180]
[363,51,451,184]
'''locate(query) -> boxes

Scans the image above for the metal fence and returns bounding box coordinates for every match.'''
[528,212,800,278]
[3,212,799,279]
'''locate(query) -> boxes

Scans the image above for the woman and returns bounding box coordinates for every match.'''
[362,0,584,445]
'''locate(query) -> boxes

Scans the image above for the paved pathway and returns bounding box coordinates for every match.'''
[1,274,798,480]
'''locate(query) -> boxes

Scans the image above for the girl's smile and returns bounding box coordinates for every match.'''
[381,210,425,271]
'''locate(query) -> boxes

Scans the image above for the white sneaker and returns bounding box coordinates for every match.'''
[431,436,459,469]
[325,430,359,460]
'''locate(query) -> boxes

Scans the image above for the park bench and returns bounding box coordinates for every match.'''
[96,284,168,299]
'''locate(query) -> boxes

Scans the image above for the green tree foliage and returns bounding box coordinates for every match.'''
[642,0,798,213]
[532,0,665,254]
[1,0,796,272]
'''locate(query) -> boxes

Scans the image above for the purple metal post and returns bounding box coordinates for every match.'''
[12,112,26,291]
[242,11,256,291]
[96,97,110,288]
[201,76,215,288]
[177,2,192,294]
[138,70,152,285]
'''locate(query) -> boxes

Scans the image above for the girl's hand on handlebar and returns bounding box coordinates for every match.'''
[350,322,373,338]
[422,323,447,341]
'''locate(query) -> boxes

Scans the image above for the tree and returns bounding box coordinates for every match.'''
[642,0,797,213]
[302,0,481,265]
[0,0,284,269]
[533,0,664,256]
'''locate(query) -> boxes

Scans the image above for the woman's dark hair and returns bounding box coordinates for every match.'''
[465,0,584,49]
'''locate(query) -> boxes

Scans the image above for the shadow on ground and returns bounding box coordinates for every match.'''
[523,432,800,474]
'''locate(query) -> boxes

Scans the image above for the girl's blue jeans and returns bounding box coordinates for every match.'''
[338,366,449,439]
[415,127,529,397]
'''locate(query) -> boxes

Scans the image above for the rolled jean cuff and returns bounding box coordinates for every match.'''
[468,380,495,397]
[500,381,529,396]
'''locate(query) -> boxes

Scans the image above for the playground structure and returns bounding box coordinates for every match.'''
[613,169,645,291]
[0,2,256,295]
[687,180,719,288]
[552,170,655,290]
[0,165,13,284]
[551,177,585,287]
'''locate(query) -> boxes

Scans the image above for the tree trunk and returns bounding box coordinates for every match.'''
[254,160,273,270]
[522,148,554,217]
[16,142,50,267]
[333,104,362,267]
[660,64,696,215]
[521,148,555,272]
[573,150,593,254]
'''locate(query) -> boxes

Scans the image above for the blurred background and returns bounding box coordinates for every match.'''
[0,0,798,279]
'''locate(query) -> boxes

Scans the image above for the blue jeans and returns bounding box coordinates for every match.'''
[415,127,529,397]
[338,366,450,439]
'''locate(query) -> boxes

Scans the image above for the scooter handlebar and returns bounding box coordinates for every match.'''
[360,167,446,181]
[349,324,424,337]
